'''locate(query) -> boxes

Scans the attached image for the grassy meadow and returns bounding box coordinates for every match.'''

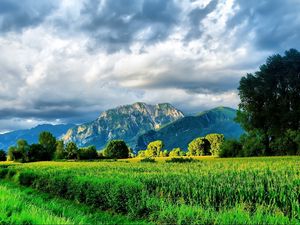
[0,156,299,224]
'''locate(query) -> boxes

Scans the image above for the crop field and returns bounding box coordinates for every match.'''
[0,156,299,224]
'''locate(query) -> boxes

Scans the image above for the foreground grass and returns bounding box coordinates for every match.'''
[0,156,299,224]
[0,181,150,225]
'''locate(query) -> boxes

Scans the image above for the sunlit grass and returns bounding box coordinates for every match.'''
[0,156,299,224]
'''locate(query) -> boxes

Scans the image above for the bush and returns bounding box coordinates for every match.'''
[169,148,185,157]
[78,146,98,160]
[140,157,156,163]
[28,144,45,162]
[187,137,210,156]
[65,142,79,160]
[144,140,164,157]
[103,140,129,159]
[240,132,265,156]
[270,130,300,155]
[219,140,243,157]
[0,168,8,178]
[0,150,6,161]
[205,134,224,156]
[166,157,195,163]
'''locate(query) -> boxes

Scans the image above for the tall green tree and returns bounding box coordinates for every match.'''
[145,140,164,157]
[65,142,78,160]
[205,134,224,156]
[78,146,98,160]
[103,140,129,159]
[28,144,44,162]
[187,137,210,156]
[237,49,300,155]
[55,140,66,160]
[39,131,56,160]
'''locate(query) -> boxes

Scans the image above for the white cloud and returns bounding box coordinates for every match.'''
[0,0,299,131]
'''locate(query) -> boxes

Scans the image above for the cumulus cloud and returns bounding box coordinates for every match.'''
[0,0,299,131]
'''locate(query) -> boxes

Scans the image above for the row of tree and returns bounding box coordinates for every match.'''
[138,134,224,157]
[0,131,226,162]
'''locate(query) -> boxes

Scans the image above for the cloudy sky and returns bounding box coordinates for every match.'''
[0,0,299,132]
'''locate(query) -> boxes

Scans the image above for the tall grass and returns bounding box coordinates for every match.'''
[0,156,299,224]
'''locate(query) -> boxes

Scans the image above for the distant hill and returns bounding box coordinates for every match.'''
[0,124,75,151]
[62,102,184,149]
[135,107,244,151]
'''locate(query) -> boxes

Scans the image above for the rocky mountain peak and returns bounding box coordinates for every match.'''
[63,102,184,149]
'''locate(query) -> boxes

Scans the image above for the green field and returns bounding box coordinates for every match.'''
[0,156,299,224]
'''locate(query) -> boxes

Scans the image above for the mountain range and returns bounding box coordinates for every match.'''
[62,102,184,149]
[135,107,244,151]
[0,124,74,150]
[0,103,244,152]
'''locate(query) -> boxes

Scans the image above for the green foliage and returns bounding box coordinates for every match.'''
[39,132,56,160]
[145,140,164,157]
[103,140,129,159]
[219,140,243,158]
[237,49,300,155]
[240,131,265,157]
[78,146,98,160]
[65,142,79,160]
[169,148,185,157]
[270,129,300,155]
[7,139,30,162]
[0,182,148,225]
[55,140,65,159]
[1,156,299,224]
[28,144,45,162]
[165,157,195,163]
[140,157,156,163]
[205,133,224,156]
[0,150,6,161]
[187,137,210,156]
[137,150,146,157]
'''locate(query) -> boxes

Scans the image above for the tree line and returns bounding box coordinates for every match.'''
[0,132,225,162]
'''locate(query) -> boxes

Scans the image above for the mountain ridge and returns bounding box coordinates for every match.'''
[135,106,244,151]
[0,124,75,151]
[62,102,185,149]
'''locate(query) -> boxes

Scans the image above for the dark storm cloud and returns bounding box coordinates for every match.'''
[227,0,300,51]
[0,0,59,33]
[0,0,300,132]
[185,0,219,41]
[79,0,180,52]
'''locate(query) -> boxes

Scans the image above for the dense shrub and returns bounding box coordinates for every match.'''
[205,134,224,156]
[78,146,98,160]
[140,157,156,163]
[12,170,147,217]
[103,140,129,159]
[169,148,185,157]
[166,157,195,163]
[240,132,265,156]
[28,144,45,162]
[219,140,243,157]
[0,150,6,161]
[270,129,300,155]
[187,137,210,156]
[65,142,79,160]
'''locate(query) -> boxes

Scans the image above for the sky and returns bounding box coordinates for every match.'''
[0,0,300,132]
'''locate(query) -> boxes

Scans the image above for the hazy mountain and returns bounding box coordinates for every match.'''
[62,102,184,149]
[135,107,244,151]
[0,124,75,151]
